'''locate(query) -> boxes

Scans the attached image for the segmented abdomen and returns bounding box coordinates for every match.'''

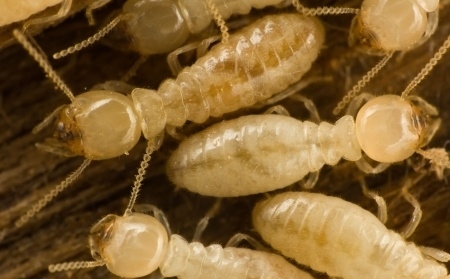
[166,114,361,197]
[253,192,448,279]
[160,234,315,279]
[158,13,325,127]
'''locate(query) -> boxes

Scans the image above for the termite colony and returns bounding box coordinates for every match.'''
[0,0,450,278]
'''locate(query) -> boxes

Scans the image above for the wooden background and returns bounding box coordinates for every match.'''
[1,1,450,278]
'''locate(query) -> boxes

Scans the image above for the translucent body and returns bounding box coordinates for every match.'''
[118,0,292,54]
[0,0,63,26]
[167,114,361,197]
[253,191,449,279]
[349,0,435,52]
[52,14,324,160]
[90,213,315,279]
[167,95,438,197]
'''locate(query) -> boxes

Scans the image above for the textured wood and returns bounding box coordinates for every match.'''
[0,1,450,278]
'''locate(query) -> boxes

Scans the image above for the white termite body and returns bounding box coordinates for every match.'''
[252,191,450,279]
[167,114,360,197]
[166,95,439,197]
[117,0,293,54]
[0,0,63,26]
[50,13,325,160]
[84,212,315,279]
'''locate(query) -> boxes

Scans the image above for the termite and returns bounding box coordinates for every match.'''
[52,0,294,62]
[290,0,440,114]
[46,161,315,279]
[252,190,450,279]
[166,33,450,197]
[9,13,324,230]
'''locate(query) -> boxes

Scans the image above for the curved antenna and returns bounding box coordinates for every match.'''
[292,0,360,16]
[53,15,123,59]
[12,29,76,103]
[14,159,92,229]
[205,0,230,43]
[333,52,394,115]
[23,0,72,29]
[401,34,450,98]
[123,137,163,216]
[49,260,104,272]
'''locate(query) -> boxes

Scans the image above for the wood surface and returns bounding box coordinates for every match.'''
[0,1,450,278]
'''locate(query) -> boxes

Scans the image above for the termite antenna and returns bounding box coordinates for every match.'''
[12,29,76,103]
[291,0,360,16]
[23,0,72,30]
[49,260,104,272]
[14,159,92,229]
[85,0,113,25]
[53,15,123,59]
[206,0,230,44]
[124,137,163,216]
[333,52,394,115]
[401,34,450,98]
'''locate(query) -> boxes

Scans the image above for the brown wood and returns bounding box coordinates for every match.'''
[0,1,450,278]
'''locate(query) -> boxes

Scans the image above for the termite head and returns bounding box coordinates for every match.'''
[349,0,428,54]
[89,213,169,278]
[117,0,190,54]
[355,95,440,163]
[41,90,142,160]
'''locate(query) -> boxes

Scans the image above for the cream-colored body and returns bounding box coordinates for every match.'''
[153,13,324,127]
[0,0,63,26]
[160,234,314,279]
[167,114,361,197]
[253,192,449,279]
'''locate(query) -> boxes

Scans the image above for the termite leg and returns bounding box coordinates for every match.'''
[166,35,220,76]
[91,80,136,94]
[225,233,269,252]
[355,155,390,174]
[85,0,113,25]
[192,199,222,242]
[419,246,450,262]
[358,176,388,224]
[300,171,320,190]
[264,105,290,116]
[120,56,149,83]
[196,35,222,58]
[345,92,373,117]
[133,204,172,236]
[399,178,422,239]
[165,125,187,142]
